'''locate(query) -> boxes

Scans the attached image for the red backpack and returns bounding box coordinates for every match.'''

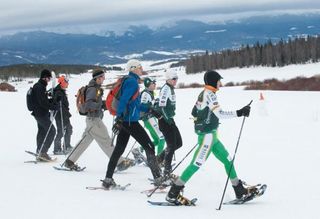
[106,76,139,116]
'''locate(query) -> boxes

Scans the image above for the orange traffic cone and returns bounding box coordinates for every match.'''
[259,92,265,101]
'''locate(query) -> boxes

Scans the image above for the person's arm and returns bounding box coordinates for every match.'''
[158,85,171,120]
[208,92,237,119]
[117,79,139,117]
[84,87,101,112]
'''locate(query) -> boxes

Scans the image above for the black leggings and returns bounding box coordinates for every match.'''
[106,122,161,179]
[159,118,182,173]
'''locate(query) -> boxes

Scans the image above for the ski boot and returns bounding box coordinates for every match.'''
[53,149,66,155]
[166,184,193,206]
[232,180,259,200]
[101,177,117,189]
[116,158,135,171]
[64,159,82,171]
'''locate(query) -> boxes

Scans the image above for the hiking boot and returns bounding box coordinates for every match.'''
[233,180,258,199]
[64,159,82,171]
[101,177,117,189]
[166,184,192,205]
[37,152,53,162]
[116,158,135,171]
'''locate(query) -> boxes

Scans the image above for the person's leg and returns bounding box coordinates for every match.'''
[67,117,94,163]
[128,122,161,179]
[211,138,238,182]
[35,115,56,153]
[64,120,73,149]
[177,133,214,185]
[159,119,176,174]
[91,118,125,163]
[54,119,63,152]
[167,133,214,203]
[145,117,165,155]
[105,127,130,178]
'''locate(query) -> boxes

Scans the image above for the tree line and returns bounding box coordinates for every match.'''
[185,35,320,74]
[0,64,123,81]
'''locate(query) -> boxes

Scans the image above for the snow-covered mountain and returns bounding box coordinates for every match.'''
[1,13,320,66]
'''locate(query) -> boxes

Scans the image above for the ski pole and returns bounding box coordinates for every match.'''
[37,110,58,159]
[216,100,252,210]
[147,142,198,197]
[124,140,137,159]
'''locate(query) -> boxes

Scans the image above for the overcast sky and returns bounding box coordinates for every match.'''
[1,0,320,35]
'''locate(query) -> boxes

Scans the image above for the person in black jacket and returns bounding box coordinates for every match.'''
[31,69,58,160]
[53,75,73,155]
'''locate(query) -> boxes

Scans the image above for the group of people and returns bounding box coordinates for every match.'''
[29,59,256,205]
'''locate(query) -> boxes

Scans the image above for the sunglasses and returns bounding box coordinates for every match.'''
[172,78,178,81]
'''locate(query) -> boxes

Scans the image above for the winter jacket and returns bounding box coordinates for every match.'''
[84,79,104,118]
[140,89,155,121]
[192,86,237,134]
[117,72,148,122]
[31,79,57,117]
[53,84,71,122]
[156,83,176,124]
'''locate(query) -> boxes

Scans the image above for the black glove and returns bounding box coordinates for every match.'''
[112,117,123,135]
[236,105,251,117]
[50,103,59,111]
[150,108,162,119]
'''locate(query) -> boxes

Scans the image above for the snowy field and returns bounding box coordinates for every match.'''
[1,62,320,219]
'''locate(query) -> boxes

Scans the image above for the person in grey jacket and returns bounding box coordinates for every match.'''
[63,69,134,171]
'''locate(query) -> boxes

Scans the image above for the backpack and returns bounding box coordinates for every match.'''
[26,87,34,111]
[106,76,139,116]
[76,86,88,115]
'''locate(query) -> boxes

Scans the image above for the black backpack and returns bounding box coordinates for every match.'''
[26,87,34,111]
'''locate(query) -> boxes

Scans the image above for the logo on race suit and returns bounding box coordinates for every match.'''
[194,143,210,167]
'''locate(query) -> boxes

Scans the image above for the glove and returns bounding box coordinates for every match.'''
[150,108,162,119]
[112,117,123,135]
[50,103,59,111]
[236,105,251,117]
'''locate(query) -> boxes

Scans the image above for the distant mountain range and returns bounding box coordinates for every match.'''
[0,13,319,66]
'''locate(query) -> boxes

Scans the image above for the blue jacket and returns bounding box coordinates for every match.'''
[117,72,148,122]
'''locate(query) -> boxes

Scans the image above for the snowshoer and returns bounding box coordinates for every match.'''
[154,70,182,178]
[53,75,73,155]
[166,70,256,205]
[63,69,134,171]
[102,59,162,189]
[30,69,58,161]
[133,77,165,163]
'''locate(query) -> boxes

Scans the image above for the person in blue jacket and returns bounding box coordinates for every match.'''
[102,59,162,188]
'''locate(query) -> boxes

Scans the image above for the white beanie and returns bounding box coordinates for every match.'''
[127,59,142,71]
[165,70,178,80]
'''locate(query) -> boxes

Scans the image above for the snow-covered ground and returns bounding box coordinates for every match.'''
[1,62,320,219]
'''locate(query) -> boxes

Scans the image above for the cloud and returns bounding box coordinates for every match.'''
[0,0,319,35]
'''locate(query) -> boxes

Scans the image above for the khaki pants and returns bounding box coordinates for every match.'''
[68,117,124,164]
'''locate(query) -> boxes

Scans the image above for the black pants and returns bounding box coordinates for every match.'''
[54,118,73,151]
[34,114,56,153]
[106,122,161,179]
[159,118,182,174]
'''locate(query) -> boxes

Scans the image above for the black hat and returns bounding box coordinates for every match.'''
[40,69,52,78]
[144,77,156,88]
[92,69,105,79]
[204,70,223,88]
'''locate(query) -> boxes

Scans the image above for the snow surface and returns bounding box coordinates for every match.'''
[1,62,320,219]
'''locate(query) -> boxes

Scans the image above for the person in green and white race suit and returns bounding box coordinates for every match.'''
[140,77,165,156]
[166,70,254,204]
